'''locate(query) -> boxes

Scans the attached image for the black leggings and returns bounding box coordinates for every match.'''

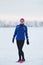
[16,40,25,60]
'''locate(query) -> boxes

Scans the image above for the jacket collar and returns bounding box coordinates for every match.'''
[20,24,24,26]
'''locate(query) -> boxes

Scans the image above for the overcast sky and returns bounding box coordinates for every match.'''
[0,0,43,21]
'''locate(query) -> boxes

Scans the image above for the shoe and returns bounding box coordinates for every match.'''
[16,59,21,62]
[20,59,25,63]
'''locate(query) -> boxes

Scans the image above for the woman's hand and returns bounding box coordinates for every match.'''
[12,38,14,43]
[27,40,29,45]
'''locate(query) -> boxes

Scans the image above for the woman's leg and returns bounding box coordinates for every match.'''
[16,40,21,60]
[16,40,25,60]
[20,40,25,60]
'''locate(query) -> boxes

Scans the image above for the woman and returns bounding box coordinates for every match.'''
[12,18,29,63]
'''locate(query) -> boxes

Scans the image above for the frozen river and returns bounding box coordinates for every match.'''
[0,27,43,65]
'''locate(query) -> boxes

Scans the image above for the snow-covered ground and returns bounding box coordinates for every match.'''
[0,27,43,65]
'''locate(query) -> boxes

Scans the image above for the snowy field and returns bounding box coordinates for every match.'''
[0,27,43,65]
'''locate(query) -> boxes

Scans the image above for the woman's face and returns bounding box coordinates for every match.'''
[20,19,24,24]
[20,21,24,24]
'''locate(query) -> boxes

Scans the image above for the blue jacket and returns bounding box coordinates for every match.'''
[13,24,28,40]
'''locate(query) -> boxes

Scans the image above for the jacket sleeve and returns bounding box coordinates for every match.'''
[13,27,17,39]
[25,26,29,40]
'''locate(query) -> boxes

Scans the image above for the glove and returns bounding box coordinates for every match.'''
[27,40,29,45]
[12,38,14,43]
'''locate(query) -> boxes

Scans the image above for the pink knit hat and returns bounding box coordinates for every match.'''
[20,18,25,22]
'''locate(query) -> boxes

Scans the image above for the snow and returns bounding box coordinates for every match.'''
[0,27,43,65]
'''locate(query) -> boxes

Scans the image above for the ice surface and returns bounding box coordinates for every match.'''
[0,27,43,65]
